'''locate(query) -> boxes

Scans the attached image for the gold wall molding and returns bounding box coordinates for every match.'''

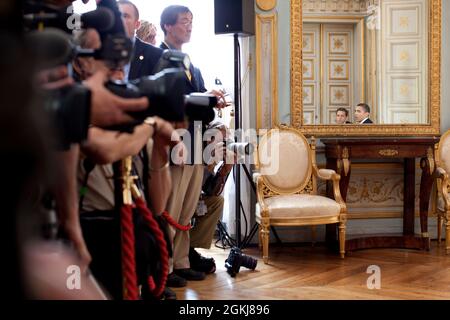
[257,0,277,11]
[303,0,372,15]
[256,13,278,129]
[291,0,441,136]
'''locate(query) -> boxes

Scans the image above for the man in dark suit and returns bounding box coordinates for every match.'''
[118,0,163,80]
[354,103,373,124]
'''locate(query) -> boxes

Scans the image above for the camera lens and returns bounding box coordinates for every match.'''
[240,254,257,270]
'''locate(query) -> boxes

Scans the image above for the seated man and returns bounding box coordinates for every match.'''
[189,122,235,274]
[335,107,351,124]
[354,103,373,124]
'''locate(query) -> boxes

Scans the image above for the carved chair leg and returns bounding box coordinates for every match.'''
[262,224,270,264]
[437,214,443,244]
[258,225,263,251]
[339,222,346,259]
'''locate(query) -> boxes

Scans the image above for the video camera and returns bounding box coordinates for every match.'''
[23,0,133,147]
[105,50,217,131]
[23,1,115,34]
[25,0,217,139]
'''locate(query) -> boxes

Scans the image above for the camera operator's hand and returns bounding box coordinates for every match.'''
[53,146,92,273]
[62,216,92,273]
[171,120,188,130]
[212,142,237,166]
[36,65,74,90]
[209,89,227,109]
[153,117,181,148]
[148,117,187,166]
[83,70,149,128]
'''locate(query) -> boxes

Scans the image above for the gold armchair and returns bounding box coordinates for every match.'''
[434,129,450,253]
[254,126,347,264]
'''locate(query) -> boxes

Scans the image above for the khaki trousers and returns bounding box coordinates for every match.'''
[166,164,204,271]
[190,196,224,249]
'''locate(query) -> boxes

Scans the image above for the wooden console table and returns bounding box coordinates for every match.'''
[321,137,439,251]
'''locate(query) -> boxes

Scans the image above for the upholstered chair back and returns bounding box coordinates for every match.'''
[258,127,313,195]
[438,130,450,173]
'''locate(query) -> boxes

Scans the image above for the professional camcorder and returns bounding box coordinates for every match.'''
[23,1,115,34]
[105,50,217,129]
[23,0,133,146]
[24,0,217,142]
[225,247,258,277]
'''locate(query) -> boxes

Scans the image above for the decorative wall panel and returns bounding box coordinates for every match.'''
[381,0,428,124]
[256,13,278,129]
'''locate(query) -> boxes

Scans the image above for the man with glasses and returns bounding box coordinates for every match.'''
[159,5,226,288]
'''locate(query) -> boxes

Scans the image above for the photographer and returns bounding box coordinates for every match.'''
[28,0,153,272]
[189,122,236,274]
[159,4,228,287]
[73,27,183,300]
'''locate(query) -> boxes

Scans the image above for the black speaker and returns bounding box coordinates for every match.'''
[214,0,255,36]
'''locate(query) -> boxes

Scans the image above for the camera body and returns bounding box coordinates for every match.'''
[44,83,91,147]
[225,247,257,277]
[105,69,217,131]
[105,50,218,130]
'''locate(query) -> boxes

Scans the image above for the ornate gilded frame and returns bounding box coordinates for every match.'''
[290,0,441,136]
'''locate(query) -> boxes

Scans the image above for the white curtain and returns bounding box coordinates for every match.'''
[222,37,253,238]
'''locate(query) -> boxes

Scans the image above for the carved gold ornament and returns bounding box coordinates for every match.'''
[379,149,399,157]
[257,0,277,11]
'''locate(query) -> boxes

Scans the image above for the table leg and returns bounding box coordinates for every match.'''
[403,158,415,235]
[420,156,434,250]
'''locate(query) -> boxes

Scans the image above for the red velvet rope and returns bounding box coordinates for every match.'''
[135,197,169,298]
[161,211,192,231]
[120,204,139,300]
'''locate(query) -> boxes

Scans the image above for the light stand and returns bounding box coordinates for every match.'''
[231,34,258,249]
[233,33,243,247]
